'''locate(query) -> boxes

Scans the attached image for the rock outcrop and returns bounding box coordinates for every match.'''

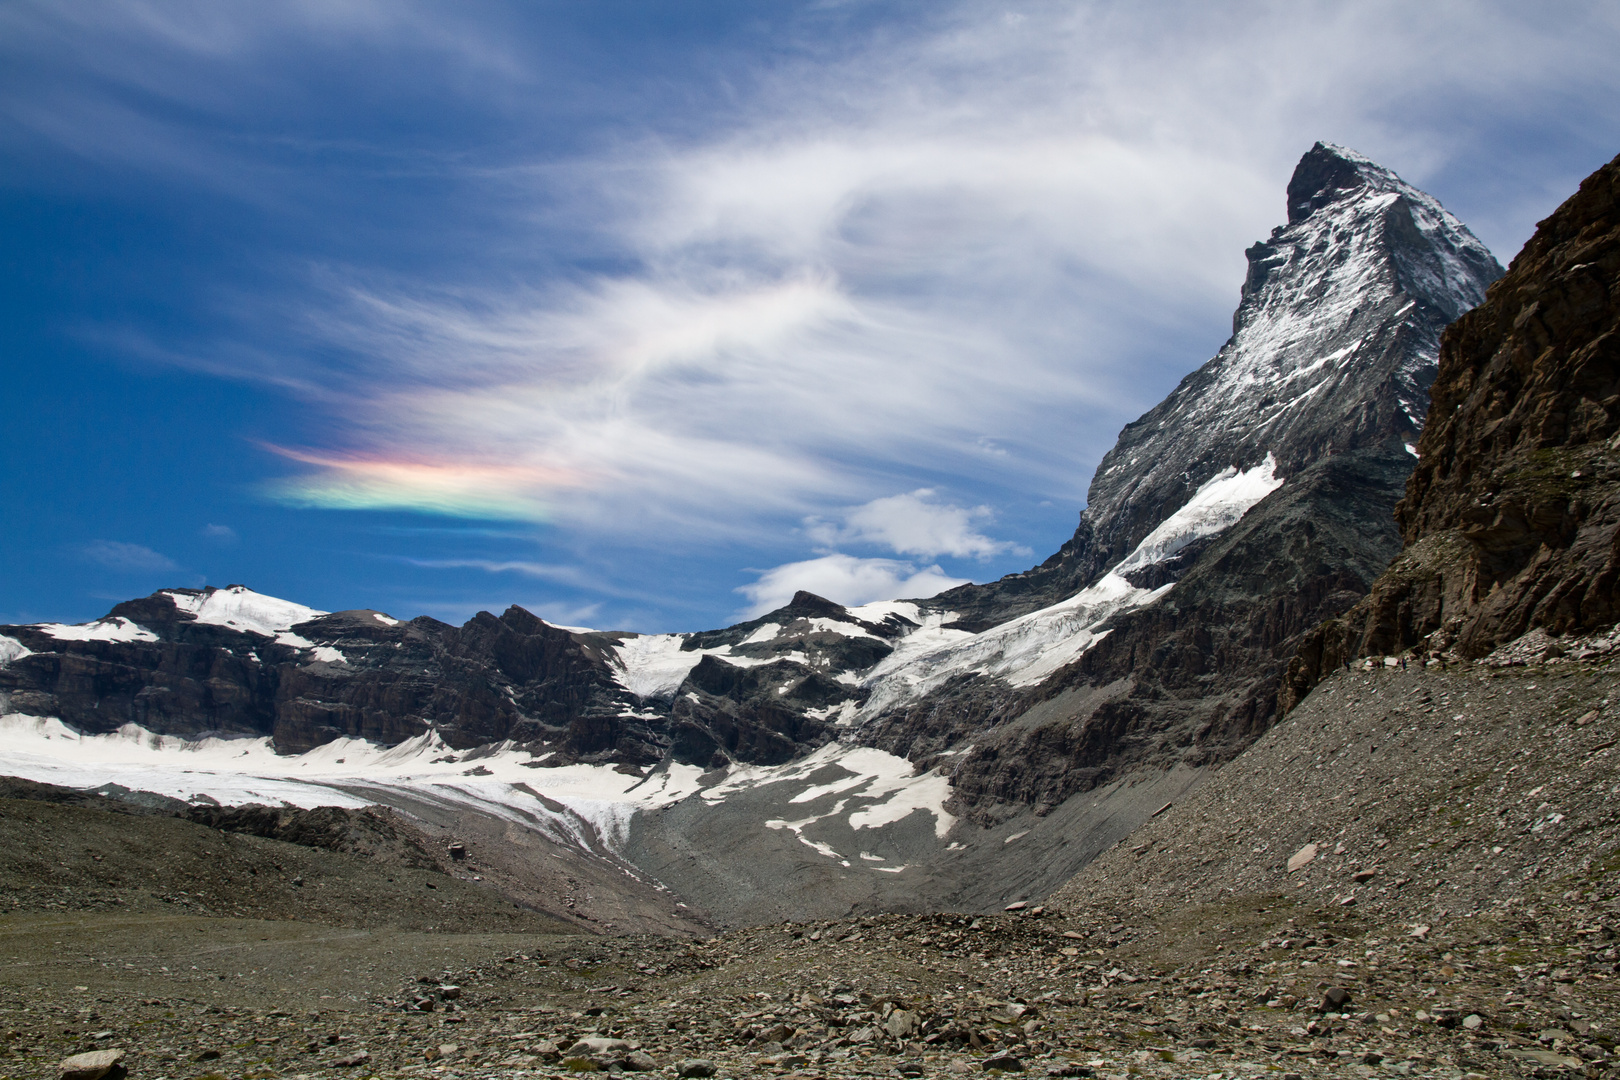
[1283,151,1620,707]
[0,588,642,756]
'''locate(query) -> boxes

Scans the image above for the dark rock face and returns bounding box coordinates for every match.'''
[0,585,850,770]
[1,588,652,759]
[1282,151,1620,707]
[863,143,1502,813]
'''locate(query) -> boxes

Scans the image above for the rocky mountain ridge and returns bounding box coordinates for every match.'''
[1282,149,1620,705]
[924,142,1500,634]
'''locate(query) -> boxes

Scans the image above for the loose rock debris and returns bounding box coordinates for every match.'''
[2,897,1612,1080]
[8,659,1620,1079]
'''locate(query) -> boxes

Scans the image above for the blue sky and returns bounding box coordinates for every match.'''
[3,1,1618,632]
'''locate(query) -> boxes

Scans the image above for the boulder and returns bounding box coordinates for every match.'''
[58,1049,126,1080]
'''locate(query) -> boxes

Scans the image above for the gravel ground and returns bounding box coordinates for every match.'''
[7,649,1620,1080]
[1054,658,1620,924]
[2,899,1606,1080]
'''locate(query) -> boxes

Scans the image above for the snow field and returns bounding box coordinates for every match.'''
[0,712,952,872]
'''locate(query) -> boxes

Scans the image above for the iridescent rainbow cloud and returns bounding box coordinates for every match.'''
[262,445,581,521]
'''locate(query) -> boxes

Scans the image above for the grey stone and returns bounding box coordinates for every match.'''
[884,1009,918,1039]
[677,1059,718,1078]
[1507,1049,1583,1067]
[58,1049,126,1080]
[570,1037,631,1055]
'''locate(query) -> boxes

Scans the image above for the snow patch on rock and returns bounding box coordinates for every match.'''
[609,634,793,699]
[1114,454,1284,576]
[703,743,956,840]
[164,585,326,637]
[35,617,158,643]
[857,456,1283,711]
[0,635,32,665]
[273,630,346,664]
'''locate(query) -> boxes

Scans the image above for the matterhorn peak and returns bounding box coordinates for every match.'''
[1285,140,1404,224]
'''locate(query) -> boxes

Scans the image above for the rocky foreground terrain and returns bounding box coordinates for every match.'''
[7,641,1620,1080]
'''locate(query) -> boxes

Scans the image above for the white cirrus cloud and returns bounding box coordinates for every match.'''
[736,553,967,618]
[240,0,1620,553]
[78,540,178,573]
[806,489,1026,560]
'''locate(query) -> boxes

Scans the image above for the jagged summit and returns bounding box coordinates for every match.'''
[1285,141,1401,224]
[927,143,1503,631]
[1284,148,1620,694]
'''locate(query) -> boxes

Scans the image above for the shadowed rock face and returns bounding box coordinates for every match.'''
[0,586,841,767]
[1283,151,1620,707]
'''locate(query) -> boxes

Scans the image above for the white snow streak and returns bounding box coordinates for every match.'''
[860,455,1284,711]
[35,617,158,643]
[1113,453,1283,575]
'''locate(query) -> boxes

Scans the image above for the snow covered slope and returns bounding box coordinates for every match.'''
[163,585,325,636]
